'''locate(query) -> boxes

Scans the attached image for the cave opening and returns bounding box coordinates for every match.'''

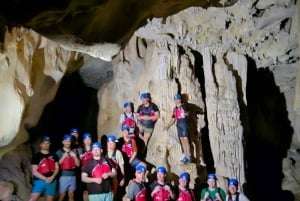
[28,71,99,152]
[244,56,294,201]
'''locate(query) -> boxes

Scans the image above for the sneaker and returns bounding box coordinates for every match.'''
[180,157,187,163]
[184,157,191,164]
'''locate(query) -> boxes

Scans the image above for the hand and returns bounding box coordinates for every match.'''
[45,176,54,183]
[119,178,125,186]
[164,185,171,192]
[204,192,210,199]
[102,172,110,179]
[93,178,102,184]
[215,192,222,200]
[69,151,77,157]
[153,185,161,194]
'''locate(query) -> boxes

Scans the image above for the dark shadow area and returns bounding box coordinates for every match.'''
[28,71,99,152]
[191,49,215,176]
[245,57,294,201]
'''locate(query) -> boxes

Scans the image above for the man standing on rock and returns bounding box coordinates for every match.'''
[136,92,160,152]
[29,136,60,201]
[164,94,191,164]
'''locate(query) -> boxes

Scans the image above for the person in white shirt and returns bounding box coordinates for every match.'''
[226,178,250,201]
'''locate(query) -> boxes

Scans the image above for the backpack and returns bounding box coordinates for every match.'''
[91,157,114,178]
[205,188,221,201]
[122,113,136,128]
[122,139,133,158]
[228,193,239,201]
[37,157,55,175]
[60,150,76,170]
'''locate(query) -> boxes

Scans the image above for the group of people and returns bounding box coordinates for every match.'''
[28,92,250,201]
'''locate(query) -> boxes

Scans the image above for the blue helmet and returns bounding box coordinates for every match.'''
[63,134,72,141]
[156,166,167,174]
[121,125,130,131]
[41,136,51,142]
[70,128,79,133]
[207,173,217,180]
[82,133,91,139]
[107,134,118,142]
[135,165,146,173]
[140,93,150,99]
[123,102,131,108]
[228,178,238,187]
[179,172,190,181]
[92,142,102,149]
[174,94,182,100]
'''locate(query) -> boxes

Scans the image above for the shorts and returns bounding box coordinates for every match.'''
[31,179,57,196]
[130,158,142,168]
[139,126,154,135]
[177,122,188,137]
[59,176,76,193]
[89,192,113,201]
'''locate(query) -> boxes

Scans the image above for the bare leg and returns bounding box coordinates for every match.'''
[29,193,41,201]
[68,190,75,201]
[58,192,66,201]
[45,195,54,201]
[83,190,89,201]
[180,137,191,158]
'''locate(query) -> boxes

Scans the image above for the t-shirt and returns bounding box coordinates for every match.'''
[200,187,226,201]
[56,149,76,176]
[127,180,147,201]
[81,157,114,194]
[31,152,59,177]
[137,103,159,128]
[226,193,250,201]
[107,149,125,167]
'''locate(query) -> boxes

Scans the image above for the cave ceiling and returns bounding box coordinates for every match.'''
[0,0,237,59]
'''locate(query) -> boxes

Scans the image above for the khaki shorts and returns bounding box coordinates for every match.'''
[140,126,154,135]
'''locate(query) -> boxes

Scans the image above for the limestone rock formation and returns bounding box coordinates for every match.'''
[0,27,81,153]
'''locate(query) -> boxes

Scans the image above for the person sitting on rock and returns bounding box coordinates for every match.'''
[200,173,226,201]
[136,92,160,148]
[226,178,249,201]
[29,136,60,201]
[164,93,191,164]
[150,166,175,201]
[120,102,138,138]
[176,172,195,201]
[121,125,146,170]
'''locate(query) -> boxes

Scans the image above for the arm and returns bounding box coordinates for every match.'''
[46,162,60,183]
[70,150,80,167]
[81,172,102,184]
[150,111,160,121]
[164,185,176,200]
[163,118,176,131]
[31,164,47,181]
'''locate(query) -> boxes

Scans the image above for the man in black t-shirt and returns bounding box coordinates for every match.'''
[81,142,116,201]
[29,136,59,201]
